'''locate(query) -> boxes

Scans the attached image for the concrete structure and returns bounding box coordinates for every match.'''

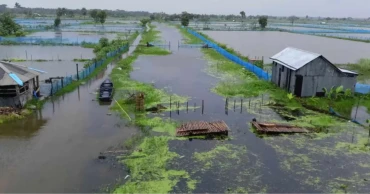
[0,61,40,107]
[270,47,358,97]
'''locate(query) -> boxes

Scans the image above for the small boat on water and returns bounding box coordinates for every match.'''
[99,79,114,102]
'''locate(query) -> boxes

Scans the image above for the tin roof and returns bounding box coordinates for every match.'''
[270,47,321,71]
[270,47,358,75]
[0,61,40,86]
[338,68,358,75]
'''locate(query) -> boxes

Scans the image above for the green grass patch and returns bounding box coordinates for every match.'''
[114,136,195,193]
[73,58,91,62]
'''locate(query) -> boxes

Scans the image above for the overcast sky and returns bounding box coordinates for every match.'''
[2,0,369,18]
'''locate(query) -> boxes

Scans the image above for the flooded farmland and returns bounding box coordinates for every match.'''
[0,45,94,60]
[1,14,370,193]
[0,35,142,193]
[201,31,370,64]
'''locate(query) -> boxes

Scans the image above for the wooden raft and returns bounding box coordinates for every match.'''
[251,122,310,133]
[176,121,230,137]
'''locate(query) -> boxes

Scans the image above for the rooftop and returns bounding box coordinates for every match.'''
[0,61,40,86]
[270,47,321,71]
[270,47,358,75]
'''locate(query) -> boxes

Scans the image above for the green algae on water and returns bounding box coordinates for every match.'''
[114,136,196,193]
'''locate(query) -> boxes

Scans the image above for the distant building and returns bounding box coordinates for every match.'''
[0,61,40,107]
[270,47,358,97]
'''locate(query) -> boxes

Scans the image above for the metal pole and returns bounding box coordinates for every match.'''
[76,63,79,80]
[354,98,361,120]
[240,99,243,113]
[202,100,204,114]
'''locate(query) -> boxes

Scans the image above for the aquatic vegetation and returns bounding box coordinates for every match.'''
[114,136,196,193]
[135,117,178,136]
[193,144,246,171]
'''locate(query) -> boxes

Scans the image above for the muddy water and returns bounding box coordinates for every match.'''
[28,31,118,43]
[0,36,142,192]
[0,46,94,61]
[201,31,370,64]
[130,23,307,193]
[18,61,80,80]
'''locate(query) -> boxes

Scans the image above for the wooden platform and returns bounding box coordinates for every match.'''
[176,121,230,137]
[251,122,310,133]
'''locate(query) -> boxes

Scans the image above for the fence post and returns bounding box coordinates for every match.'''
[76,64,79,80]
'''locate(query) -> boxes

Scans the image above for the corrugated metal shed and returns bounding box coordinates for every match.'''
[338,68,358,75]
[270,47,357,75]
[0,61,40,86]
[270,47,320,71]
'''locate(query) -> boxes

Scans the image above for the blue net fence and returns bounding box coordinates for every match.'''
[355,83,370,94]
[187,28,271,81]
[39,44,129,96]
[0,36,97,46]
[187,28,370,94]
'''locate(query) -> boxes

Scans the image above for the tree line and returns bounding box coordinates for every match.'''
[0,2,150,18]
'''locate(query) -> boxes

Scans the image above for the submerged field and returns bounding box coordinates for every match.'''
[107,23,370,193]
[1,20,370,193]
[200,31,370,64]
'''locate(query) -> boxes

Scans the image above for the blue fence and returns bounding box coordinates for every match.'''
[355,83,370,94]
[0,36,98,45]
[187,29,271,81]
[187,28,370,94]
[40,44,129,96]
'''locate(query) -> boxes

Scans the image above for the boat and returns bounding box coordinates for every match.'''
[99,79,114,102]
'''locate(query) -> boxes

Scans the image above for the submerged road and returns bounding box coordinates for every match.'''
[0,35,141,193]
[130,23,304,193]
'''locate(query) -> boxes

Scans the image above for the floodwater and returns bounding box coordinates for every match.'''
[0,45,94,60]
[129,23,307,193]
[128,24,370,193]
[201,31,370,64]
[0,36,142,192]
[18,61,80,80]
[28,31,118,43]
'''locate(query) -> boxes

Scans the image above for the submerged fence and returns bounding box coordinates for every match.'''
[187,28,271,81]
[39,44,129,96]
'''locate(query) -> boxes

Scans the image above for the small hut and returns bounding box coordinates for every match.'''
[0,61,40,108]
[270,47,358,97]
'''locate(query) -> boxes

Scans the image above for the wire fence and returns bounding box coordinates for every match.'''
[39,43,129,96]
[187,28,271,81]
[187,28,370,94]
[0,36,98,45]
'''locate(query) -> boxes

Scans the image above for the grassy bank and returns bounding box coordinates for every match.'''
[110,24,198,193]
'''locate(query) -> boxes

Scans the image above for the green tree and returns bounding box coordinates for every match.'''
[97,11,107,25]
[288,15,299,25]
[81,8,87,19]
[0,13,23,36]
[90,9,99,24]
[54,17,61,27]
[14,2,22,8]
[181,12,189,27]
[140,18,150,27]
[240,11,246,20]
[150,14,155,21]
[56,8,63,17]
[258,16,268,29]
